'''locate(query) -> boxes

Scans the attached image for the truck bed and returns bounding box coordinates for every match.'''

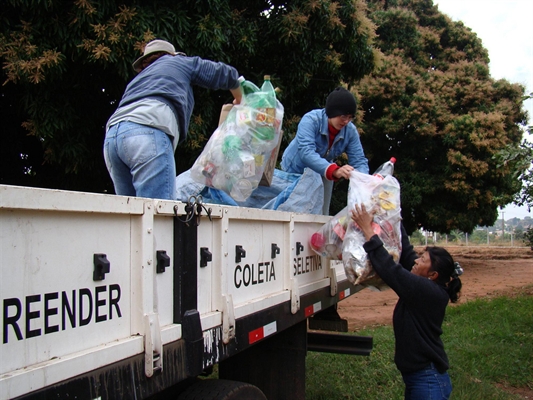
[0,185,362,399]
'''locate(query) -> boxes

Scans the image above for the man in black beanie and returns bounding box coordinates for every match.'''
[281,87,369,214]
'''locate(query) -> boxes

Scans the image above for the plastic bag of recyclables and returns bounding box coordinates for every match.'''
[309,206,350,260]
[342,169,402,290]
[190,76,284,202]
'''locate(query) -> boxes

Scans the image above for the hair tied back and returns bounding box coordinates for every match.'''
[452,262,463,279]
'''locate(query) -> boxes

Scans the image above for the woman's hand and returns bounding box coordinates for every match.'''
[332,165,354,180]
[350,204,376,241]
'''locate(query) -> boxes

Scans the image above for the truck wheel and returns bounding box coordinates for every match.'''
[177,379,267,400]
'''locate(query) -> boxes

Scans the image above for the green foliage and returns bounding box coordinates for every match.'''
[1,0,378,191]
[355,0,528,234]
[468,229,488,244]
[447,229,465,243]
[497,92,533,213]
[514,226,524,240]
[409,229,426,245]
[494,132,533,211]
[1,0,529,234]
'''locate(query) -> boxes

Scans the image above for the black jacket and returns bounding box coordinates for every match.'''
[363,226,450,374]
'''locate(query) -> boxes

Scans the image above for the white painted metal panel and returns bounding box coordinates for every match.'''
[221,208,290,313]
[0,185,144,214]
[0,186,147,397]
[196,214,220,318]
[291,217,330,290]
[0,184,356,399]
[0,208,135,374]
[153,214,176,328]
[330,259,349,282]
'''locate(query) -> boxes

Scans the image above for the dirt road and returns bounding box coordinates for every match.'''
[337,246,533,331]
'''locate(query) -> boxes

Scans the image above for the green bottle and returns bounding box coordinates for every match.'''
[238,76,260,96]
[260,75,276,109]
[222,135,242,161]
[254,75,276,141]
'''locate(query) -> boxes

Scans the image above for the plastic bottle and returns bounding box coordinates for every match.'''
[230,178,253,201]
[238,76,260,97]
[252,75,276,142]
[211,171,231,192]
[310,232,326,253]
[373,157,396,179]
[260,75,276,109]
[212,157,243,194]
[222,135,242,161]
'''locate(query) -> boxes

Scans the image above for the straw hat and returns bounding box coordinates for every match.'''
[132,40,177,72]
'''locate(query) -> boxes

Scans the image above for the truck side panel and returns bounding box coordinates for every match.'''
[1,187,149,399]
[1,186,361,399]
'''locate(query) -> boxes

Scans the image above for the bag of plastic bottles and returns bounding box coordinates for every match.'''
[342,158,402,290]
[190,76,284,202]
[309,206,350,260]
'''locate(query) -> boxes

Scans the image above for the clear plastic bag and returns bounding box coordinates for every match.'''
[309,206,350,260]
[190,78,284,202]
[342,171,402,290]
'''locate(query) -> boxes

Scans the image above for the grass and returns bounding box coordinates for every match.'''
[306,288,533,400]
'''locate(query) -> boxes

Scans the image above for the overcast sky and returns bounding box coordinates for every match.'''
[434,0,532,220]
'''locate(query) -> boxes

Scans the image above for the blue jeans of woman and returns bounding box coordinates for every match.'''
[104,121,176,200]
[401,364,452,400]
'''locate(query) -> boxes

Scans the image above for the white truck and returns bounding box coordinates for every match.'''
[0,184,372,399]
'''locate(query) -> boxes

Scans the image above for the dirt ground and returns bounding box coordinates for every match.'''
[338,246,533,331]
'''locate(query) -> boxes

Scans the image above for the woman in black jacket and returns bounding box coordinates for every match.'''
[351,204,462,400]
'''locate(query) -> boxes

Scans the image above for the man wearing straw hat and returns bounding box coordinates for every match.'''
[104,39,242,200]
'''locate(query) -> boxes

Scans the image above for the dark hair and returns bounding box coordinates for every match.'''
[426,246,462,303]
[139,52,168,71]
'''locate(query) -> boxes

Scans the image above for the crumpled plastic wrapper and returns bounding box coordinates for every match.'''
[342,171,402,290]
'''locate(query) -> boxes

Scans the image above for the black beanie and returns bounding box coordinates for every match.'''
[325,87,357,118]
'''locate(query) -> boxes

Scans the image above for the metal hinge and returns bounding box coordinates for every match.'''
[290,278,300,314]
[144,313,163,377]
[222,294,235,344]
[329,266,338,297]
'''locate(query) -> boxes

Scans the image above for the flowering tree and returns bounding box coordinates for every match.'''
[346,0,529,233]
[0,0,378,192]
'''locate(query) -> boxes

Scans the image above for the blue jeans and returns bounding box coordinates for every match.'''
[402,364,452,400]
[104,121,176,200]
